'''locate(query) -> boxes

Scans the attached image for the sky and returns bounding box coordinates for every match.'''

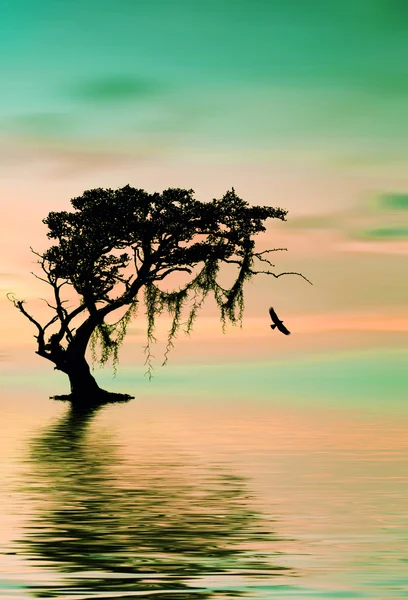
[1,0,407,370]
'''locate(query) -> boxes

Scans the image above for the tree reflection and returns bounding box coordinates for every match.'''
[17,404,292,598]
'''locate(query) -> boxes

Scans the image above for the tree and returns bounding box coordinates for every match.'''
[9,186,308,403]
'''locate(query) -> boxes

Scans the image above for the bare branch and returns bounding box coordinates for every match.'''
[254,255,275,268]
[7,294,42,333]
[250,269,313,285]
[44,315,60,330]
[256,248,288,255]
[154,266,193,281]
[136,245,143,264]
[31,271,50,285]
[30,247,45,260]
[132,247,140,275]
[7,294,51,358]
[40,298,57,310]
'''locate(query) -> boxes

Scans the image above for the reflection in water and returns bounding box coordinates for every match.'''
[16,404,292,598]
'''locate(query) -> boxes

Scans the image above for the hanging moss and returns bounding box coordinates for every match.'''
[90,300,138,375]
[221,244,254,326]
[141,252,254,378]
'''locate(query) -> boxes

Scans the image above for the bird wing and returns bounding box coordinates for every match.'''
[269,306,280,324]
[277,322,291,335]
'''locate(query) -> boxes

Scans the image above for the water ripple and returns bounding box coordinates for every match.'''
[6,403,291,599]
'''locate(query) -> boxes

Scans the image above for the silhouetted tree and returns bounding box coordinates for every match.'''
[9,186,308,401]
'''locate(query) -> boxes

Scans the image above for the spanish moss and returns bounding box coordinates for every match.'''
[142,252,255,377]
[90,300,138,375]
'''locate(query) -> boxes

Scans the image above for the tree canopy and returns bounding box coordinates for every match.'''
[10,185,309,399]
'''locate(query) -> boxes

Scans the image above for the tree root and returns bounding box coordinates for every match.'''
[51,389,134,404]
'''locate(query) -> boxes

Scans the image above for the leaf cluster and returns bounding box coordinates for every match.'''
[12,186,307,375]
[43,186,287,304]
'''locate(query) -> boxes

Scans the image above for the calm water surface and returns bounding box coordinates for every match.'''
[1,354,408,599]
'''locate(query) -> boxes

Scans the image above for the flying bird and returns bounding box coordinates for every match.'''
[269,306,290,335]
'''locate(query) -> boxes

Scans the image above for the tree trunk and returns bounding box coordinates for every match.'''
[50,322,134,403]
[65,355,103,399]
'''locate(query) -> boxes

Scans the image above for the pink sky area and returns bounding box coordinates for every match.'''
[1,156,407,367]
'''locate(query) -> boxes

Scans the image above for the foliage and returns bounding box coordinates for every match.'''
[9,186,310,379]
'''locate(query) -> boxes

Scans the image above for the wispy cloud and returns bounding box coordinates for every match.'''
[3,112,74,138]
[286,192,408,252]
[377,193,408,211]
[73,76,161,104]
[361,226,408,240]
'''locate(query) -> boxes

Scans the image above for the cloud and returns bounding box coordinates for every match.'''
[378,193,408,211]
[286,215,339,230]
[4,113,72,137]
[74,76,160,104]
[0,136,153,177]
[286,191,408,253]
[338,240,408,254]
[361,226,408,240]
[288,192,408,230]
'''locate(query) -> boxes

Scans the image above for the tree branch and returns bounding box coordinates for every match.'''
[6,294,56,358]
[154,266,193,280]
[256,248,288,255]
[250,269,313,285]
[40,298,57,310]
[31,272,50,285]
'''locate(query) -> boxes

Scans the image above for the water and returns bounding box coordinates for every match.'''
[1,352,408,599]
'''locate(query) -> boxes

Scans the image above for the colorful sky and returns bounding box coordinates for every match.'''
[1,0,407,369]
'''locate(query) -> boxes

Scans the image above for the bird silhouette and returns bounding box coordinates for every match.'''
[269,307,290,335]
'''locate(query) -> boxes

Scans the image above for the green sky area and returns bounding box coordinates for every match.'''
[2,0,408,160]
[1,0,407,340]
[4,348,408,412]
